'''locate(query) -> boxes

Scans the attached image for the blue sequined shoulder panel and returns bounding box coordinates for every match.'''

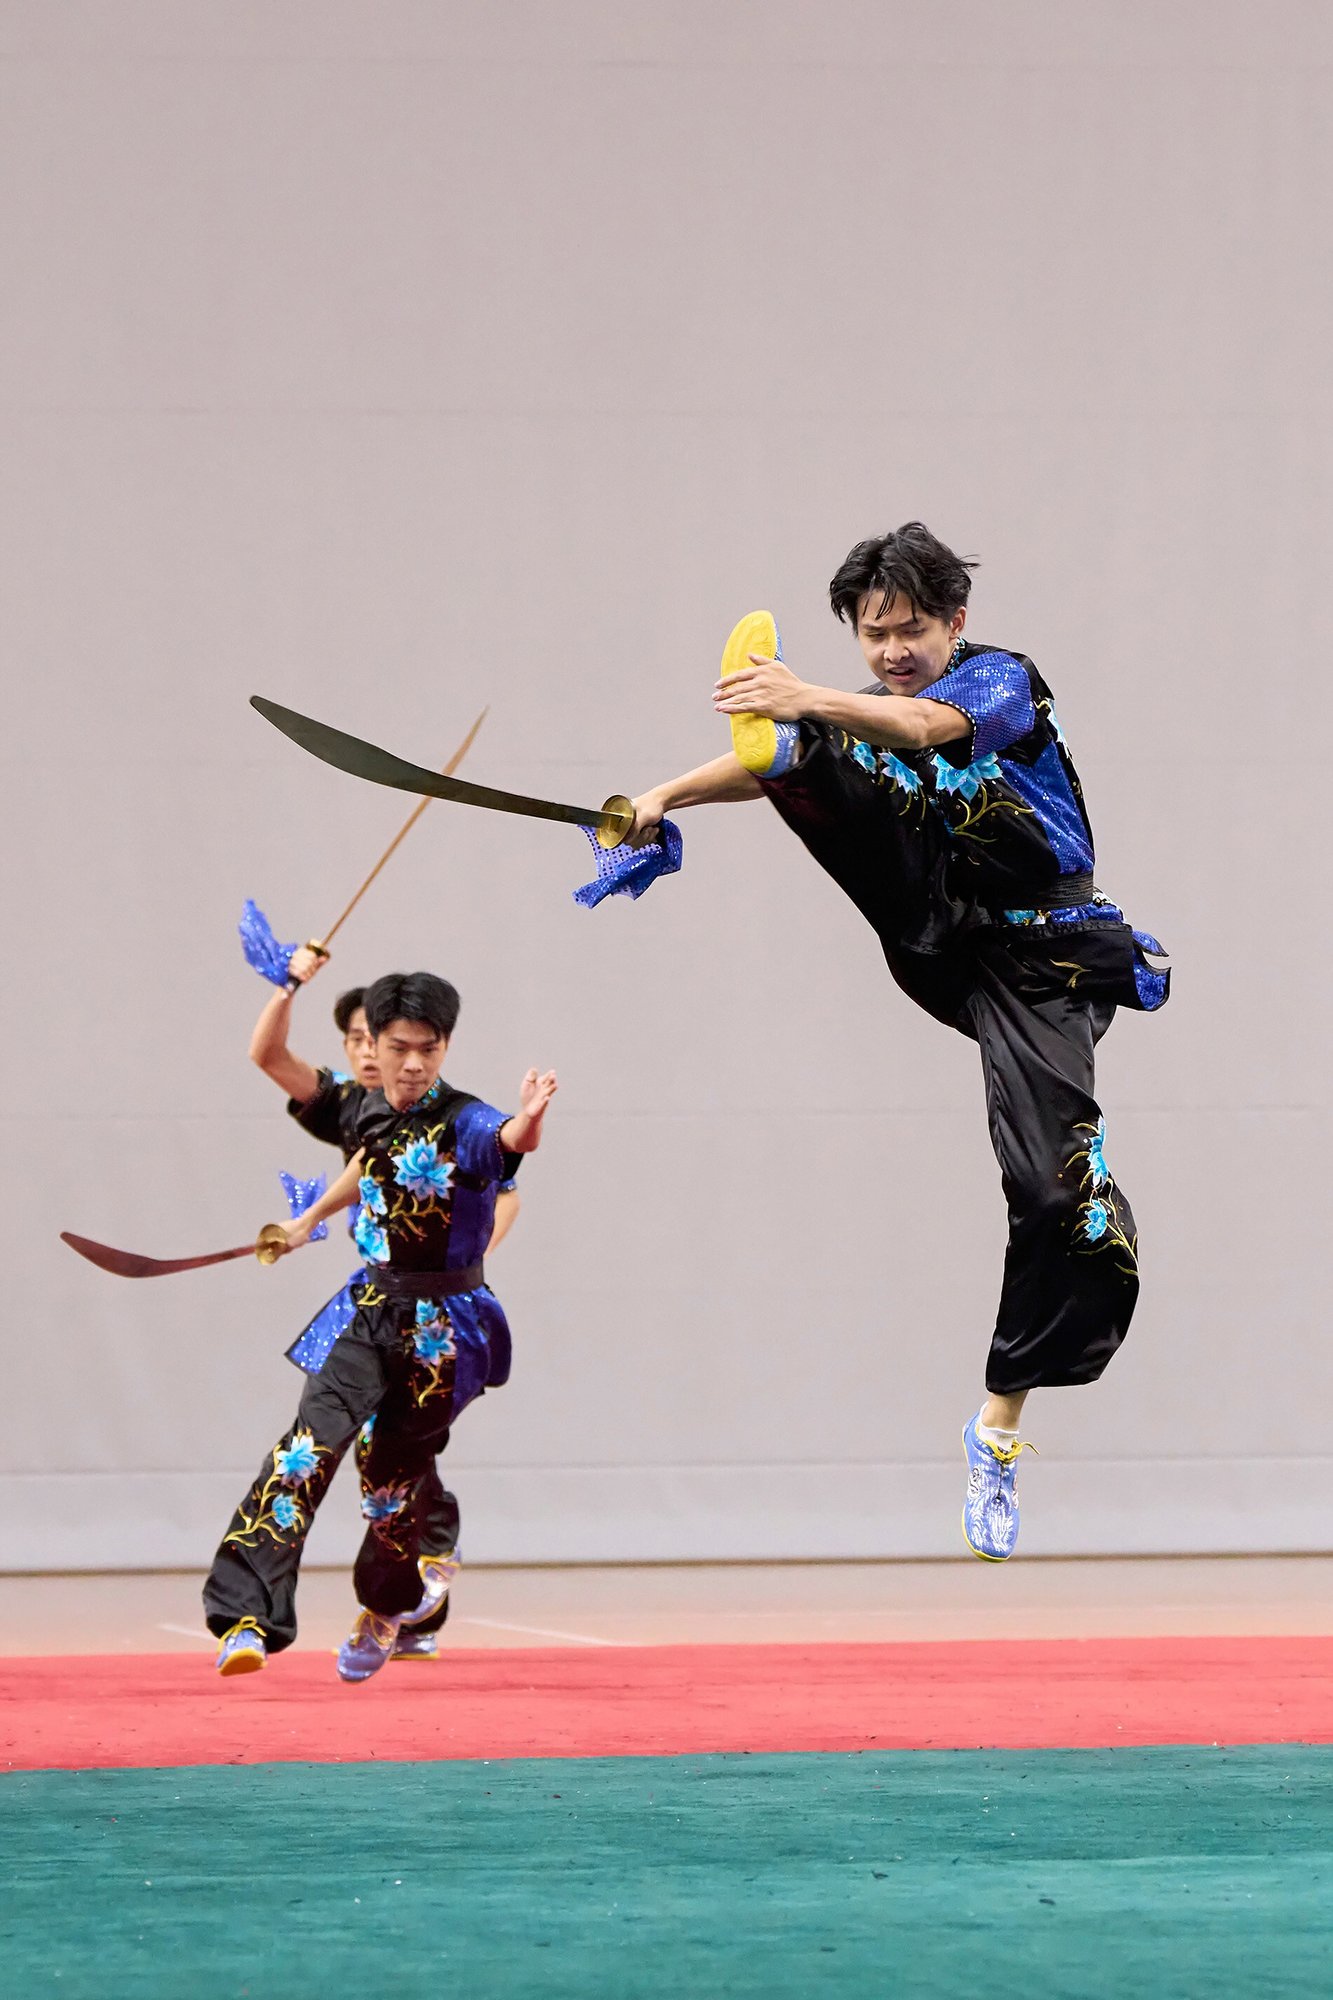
[920,651,1035,765]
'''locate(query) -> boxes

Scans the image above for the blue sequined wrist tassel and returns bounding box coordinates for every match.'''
[239,900,298,986]
[279,1170,329,1242]
[573,818,684,908]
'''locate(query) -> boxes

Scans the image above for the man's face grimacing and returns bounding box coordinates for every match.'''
[857,590,966,699]
[373,1018,448,1111]
[342,1008,381,1091]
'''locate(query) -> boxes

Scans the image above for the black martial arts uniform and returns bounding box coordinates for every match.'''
[763,643,1168,1393]
[204,1079,517,1651]
[282,1066,479,1637]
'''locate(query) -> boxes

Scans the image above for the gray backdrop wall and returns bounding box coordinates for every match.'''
[3,0,1329,1571]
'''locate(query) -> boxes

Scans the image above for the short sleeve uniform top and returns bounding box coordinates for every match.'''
[897,643,1094,903]
[351,1079,515,1275]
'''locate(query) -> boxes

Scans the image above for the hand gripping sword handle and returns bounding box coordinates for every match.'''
[283,940,331,996]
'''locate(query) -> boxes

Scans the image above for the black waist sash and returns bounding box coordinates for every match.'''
[988,871,1096,912]
[375,1263,485,1301]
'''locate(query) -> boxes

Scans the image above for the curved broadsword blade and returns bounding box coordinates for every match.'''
[252,697,630,843]
[60,1228,289,1277]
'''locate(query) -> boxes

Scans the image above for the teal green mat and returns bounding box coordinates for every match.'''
[4,1748,1332,1998]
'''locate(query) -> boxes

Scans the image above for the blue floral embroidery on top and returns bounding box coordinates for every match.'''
[1086,1116,1109,1191]
[882,752,923,794]
[353,1209,390,1264]
[271,1493,301,1530]
[358,1175,386,1216]
[393,1139,453,1202]
[851,738,924,796]
[931,751,1003,802]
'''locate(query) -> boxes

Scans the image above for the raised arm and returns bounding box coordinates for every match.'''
[249,945,329,1102]
[629,752,763,846]
[713,654,969,753]
[498,1070,558,1156]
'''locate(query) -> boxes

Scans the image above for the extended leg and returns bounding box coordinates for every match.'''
[971,968,1138,1394]
[351,1387,454,1623]
[762,729,937,938]
[761,729,974,1027]
[353,1425,460,1654]
[336,1402,453,1682]
[399,1465,461,1644]
[202,1325,387,1656]
[959,968,1137,1560]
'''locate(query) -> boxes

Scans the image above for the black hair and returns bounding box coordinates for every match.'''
[333,987,367,1035]
[363,971,461,1042]
[829,522,977,627]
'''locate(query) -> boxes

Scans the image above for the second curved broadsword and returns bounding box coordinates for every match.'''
[251,697,633,848]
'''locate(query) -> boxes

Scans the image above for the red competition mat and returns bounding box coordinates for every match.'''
[4,1635,1331,1771]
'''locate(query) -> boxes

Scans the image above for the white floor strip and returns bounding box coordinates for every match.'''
[158,1622,215,1642]
[455,1615,621,1647]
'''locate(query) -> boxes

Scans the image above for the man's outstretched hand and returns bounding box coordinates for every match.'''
[500,1068,558,1156]
[518,1068,559,1119]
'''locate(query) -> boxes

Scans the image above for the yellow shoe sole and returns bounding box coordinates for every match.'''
[720,609,780,775]
[217,1645,266,1676]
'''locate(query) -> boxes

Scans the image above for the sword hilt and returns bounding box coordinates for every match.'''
[255,1223,291,1265]
[283,939,331,996]
[595,795,635,850]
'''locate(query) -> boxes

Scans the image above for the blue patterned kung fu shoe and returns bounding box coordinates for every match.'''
[215,1618,267,1676]
[336,1607,402,1682]
[961,1413,1034,1562]
[400,1552,460,1628]
[391,1628,440,1662]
